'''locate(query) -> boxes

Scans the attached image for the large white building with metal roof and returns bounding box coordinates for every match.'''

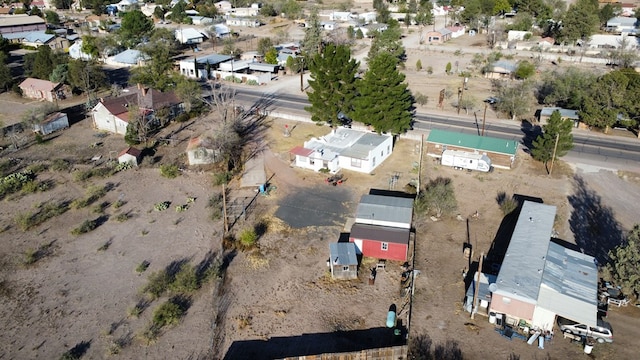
[489,201,598,331]
[290,128,393,174]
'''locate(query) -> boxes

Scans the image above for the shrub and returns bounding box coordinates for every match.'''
[71,185,107,209]
[154,201,170,211]
[143,270,171,299]
[213,171,232,185]
[152,299,185,328]
[416,59,422,71]
[136,260,150,273]
[51,159,71,172]
[71,219,98,235]
[15,200,69,231]
[0,170,36,199]
[238,228,258,249]
[115,213,130,222]
[169,264,198,293]
[414,92,428,106]
[26,163,48,173]
[160,164,179,178]
[426,66,433,75]
[113,199,125,209]
[246,79,259,85]
[496,192,519,215]
[20,181,39,194]
[208,193,223,220]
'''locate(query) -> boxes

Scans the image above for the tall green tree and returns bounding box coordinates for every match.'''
[118,9,154,48]
[305,44,359,127]
[515,60,535,79]
[604,225,640,301]
[80,35,100,59]
[368,21,404,61]
[44,10,60,25]
[495,79,535,121]
[559,0,599,44]
[175,76,202,114]
[67,59,106,105]
[580,70,629,132]
[538,67,596,109]
[265,48,278,64]
[0,52,12,92]
[130,28,179,90]
[302,8,323,56]
[599,4,622,26]
[28,46,61,80]
[353,53,413,134]
[257,37,273,56]
[414,177,457,218]
[530,110,574,169]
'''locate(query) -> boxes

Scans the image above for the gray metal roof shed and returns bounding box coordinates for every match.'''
[329,242,358,266]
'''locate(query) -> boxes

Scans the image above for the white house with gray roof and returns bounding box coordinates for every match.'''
[354,194,413,229]
[289,128,393,174]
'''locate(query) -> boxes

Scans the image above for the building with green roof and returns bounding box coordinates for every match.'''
[426,129,519,169]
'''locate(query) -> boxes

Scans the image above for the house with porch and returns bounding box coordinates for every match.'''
[425,129,519,169]
[538,107,580,127]
[289,128,393,174]
[485,60,517,79]
[179,53,233,79]
[488,201,599,331]
[91,86,183,135]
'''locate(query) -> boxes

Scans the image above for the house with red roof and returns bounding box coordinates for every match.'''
[91,85,183,135]
[118,147,142,166]
[19,77,64,102]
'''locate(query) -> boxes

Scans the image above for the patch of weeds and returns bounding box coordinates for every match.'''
[496,191,519,216]
[208,192,223,220]
[141,229,149,236]
[168,264,198,293]
[0,170,36,200]
[136,260,150,273]
[154,201,170,211]
[142,270,171,299]
[23,241,56,265]
[71,219,98,235]
[97,239,112,252]
[175,204,188,212]
[213,171,232,185]
[113,199,126,209]
[26,163,48,174]
[72,165,116,182]
[160,164,179,179]
[238,228,258,250]
[93,201,110,214]
[127,298,150,318]
[15,200,69,231]
[71,185,108,209]
[236,313,253,330]
[151,296,190,329]
[51,159,72,172]
[115,213,130,222]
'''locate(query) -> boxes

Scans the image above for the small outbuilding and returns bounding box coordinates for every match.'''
[33,112,69,135]
[19,78,63,102]
[328,242,358,280]
[186,136,219,165]
[538,107,579,127]
[118,147,142,166]
[355,194,413,229]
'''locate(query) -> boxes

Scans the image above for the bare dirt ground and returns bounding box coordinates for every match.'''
[2,11,640,360]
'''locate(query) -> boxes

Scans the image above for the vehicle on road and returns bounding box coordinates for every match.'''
[558,317,613,343]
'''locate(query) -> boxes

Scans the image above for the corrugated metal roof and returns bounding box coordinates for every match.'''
[2,30,52,43]
[0,15,45,27]
[192,53,232,65]
[427,129,518,156]
[540,107,579,120]
[355,194,413,226]
[329,242,358,266]
[536,242,598,327]
[350,223,410,245]
[493,201,556,303]
[110,49,147,64]
[341,133,389,159]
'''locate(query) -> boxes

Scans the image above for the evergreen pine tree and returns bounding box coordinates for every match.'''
[305,44,359,127]
[353,53,413,134]
[531,110,574,169]
[302,8,323,56]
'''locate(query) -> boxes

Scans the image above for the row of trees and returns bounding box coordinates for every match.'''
[456,0,624,45]
[306,43,413,134]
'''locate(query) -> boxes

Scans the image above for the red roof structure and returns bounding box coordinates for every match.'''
[290,146,314,157]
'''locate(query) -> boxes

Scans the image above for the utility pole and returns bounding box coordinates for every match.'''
[471,252,484,320]
[222,183,229,233]
[481,102,487,136]
[300,58,304,92]
[549,133,560,176]
[457,87,463,115]
[417,134,424,196]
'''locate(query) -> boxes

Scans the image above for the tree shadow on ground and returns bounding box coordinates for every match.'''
[223,327,406,360]
[520,120,542,154]
[62,340,91,359]
[484,194,543,273]
[568,175,624,265]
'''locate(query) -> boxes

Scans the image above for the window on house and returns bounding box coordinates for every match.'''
[381,242,388,251]
[351,158,361,168]
[190,69,194,75]
[381,150,383,156]
[387,145,390,153]
[309,158,315,165]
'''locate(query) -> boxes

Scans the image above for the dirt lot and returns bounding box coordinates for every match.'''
[2,11,640,360]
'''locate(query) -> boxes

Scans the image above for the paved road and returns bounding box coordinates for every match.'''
[232,88,640,172]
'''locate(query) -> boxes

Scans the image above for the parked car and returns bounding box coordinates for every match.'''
[484,97,499,105]
[558,317,613,343]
